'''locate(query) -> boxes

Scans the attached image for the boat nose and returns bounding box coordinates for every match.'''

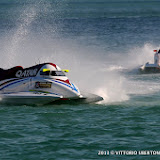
[63,82,81,98]
[71,83,80,94]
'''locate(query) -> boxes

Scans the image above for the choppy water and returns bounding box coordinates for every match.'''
[1,0,160,159]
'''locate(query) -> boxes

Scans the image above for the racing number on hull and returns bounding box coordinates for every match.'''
[35,82,52,88]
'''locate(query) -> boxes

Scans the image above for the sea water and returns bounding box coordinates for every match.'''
[0,0,160,159]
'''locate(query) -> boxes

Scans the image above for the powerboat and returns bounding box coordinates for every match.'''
[0,63,103,105]
[139,49,160,73]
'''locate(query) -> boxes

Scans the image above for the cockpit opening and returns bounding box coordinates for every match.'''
[51,71,65,76]
[40,70,65,76]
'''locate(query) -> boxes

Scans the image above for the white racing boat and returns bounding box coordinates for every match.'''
[0,63,103,105]
[139,49,160,73]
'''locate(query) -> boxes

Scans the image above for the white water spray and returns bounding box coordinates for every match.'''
[4,7,37,67]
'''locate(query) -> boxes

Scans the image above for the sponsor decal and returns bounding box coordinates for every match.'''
[35,82,52,88]
[16,69,38,78]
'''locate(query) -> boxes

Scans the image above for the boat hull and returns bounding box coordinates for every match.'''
[139,66,160,73]
[0,92,103,106]
[139,62,160,74]
[0,92,62,105]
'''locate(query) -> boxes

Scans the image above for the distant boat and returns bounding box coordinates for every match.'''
[139,49,160,73]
